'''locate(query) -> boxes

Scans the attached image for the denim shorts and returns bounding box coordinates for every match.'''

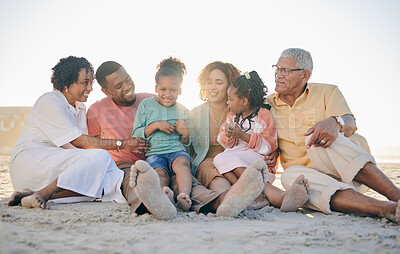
[146,150,192,174]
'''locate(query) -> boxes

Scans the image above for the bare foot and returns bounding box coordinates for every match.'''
[8,189,34,206]
[385,200,400,223]
[176,193,192,211]
[163,186,175,204]
[280,175,310,212]
[247,193,270,210]
[133,160,177,220]
[216,159,265,217]
[20,193,50,209]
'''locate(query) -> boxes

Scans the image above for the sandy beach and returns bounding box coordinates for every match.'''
[0,154,399,254]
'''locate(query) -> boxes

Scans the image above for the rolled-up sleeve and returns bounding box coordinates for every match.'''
[34,95,83,147]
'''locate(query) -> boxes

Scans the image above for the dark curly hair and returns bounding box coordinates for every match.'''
[95,61,122,89]
[155,56,187,85]
[231,71,271,131]
[197,61,241,101]
[51,56,94,91]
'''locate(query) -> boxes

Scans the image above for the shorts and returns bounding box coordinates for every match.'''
[146,151,192,174]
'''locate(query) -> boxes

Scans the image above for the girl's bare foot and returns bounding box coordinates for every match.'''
[133,160,177,220]
[176,193,192,211]
[216,159,265,217]
[8,189,34,206]
[20,193,50,209]
[280,175,310,212]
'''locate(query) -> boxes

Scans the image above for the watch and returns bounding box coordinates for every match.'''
[116,140,122,152]
[332,116,345,132]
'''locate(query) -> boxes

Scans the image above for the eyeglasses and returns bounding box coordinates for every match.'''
[272,65,304,76]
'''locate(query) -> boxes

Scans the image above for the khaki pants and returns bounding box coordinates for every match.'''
[281,134,375,214]
[116,162,221,214]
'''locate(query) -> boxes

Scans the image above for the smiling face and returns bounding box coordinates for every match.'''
[65,68,93,105]
[102,67,136,107]
[155,76,182,107]
[205,68,230,105]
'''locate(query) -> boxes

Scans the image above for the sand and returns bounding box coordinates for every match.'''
[0,155,399,254]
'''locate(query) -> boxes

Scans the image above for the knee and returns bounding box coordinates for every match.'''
[88,149,113,163]
[172,157,191,170]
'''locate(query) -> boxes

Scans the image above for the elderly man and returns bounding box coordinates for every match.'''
[266,48,400,222]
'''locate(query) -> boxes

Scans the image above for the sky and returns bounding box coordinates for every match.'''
[0,0,399,158]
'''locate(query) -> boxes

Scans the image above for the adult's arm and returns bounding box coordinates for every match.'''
[70,134,149,154]
[305,86,357,148]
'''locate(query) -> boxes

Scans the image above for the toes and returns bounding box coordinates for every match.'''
[135,160,152,173]
[129,165,138,188]
[252,159,267,171]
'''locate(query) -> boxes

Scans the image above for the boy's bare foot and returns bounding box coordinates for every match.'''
[280,175,310,212]
[133,160,177,220]
[8,189,34,206]
[216,159,265,217]
[176,193,192,211]
[247,193,270,210]
[20,193,50,209]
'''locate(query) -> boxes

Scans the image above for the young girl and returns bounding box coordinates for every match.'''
[132,57,193,211]
[213,70,278,188]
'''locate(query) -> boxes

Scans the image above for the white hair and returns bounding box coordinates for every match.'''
[280,48,313,74]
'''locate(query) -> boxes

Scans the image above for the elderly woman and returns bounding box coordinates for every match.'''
[8,56,147,209]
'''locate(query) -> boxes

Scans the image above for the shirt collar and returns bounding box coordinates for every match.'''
[52,89,86,113]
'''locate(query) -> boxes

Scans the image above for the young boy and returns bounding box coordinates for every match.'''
[132,57,192,211]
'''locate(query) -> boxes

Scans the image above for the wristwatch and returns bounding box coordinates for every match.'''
[332,116,345,132]
[116,140,122,152]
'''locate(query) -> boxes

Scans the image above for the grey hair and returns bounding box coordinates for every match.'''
[280,48,313,74]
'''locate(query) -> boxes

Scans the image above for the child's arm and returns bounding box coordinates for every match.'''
[247,109,278,155]
[217,113,238,148]
[175,120,190,145]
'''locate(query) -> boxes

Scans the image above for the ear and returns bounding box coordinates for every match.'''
[302,70,311,83]
[242,97,249,106]
[155,85,158,93]
[179,87,182,95]
[101,88,111,97]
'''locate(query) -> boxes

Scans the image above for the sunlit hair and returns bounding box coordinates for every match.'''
[51,56,93,91]
[197,61,241,101]
[280,48,313,74]
[95,61,123,89]
[230,71,270,131]
[155,56,187,85]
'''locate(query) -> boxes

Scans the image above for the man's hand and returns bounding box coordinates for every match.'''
[122,137,151,154]
[157,121,175,135]
[305,117,340,148]
[264,149,279,173]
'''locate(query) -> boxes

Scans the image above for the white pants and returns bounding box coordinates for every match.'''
[281,134,375,214]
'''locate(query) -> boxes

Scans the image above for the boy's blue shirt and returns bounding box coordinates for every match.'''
[132,97,191,156]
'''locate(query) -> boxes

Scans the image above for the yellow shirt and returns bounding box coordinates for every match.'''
[266,83,370,169]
